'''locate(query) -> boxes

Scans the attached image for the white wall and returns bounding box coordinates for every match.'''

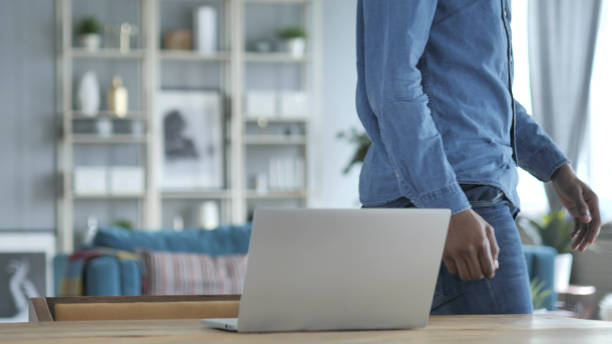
[312,0,362,208]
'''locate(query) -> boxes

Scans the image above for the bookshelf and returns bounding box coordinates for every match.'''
[55,0,320,252]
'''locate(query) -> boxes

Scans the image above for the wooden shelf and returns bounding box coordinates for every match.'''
[161,190,231,200]
[159,50,230,61]
[70,111,146,120]
[245,117,308,124]
[71,48,146,59]
[71,134,146,144]
[244,52,308,63]
[73,194,144,200]
[246,190,307,199]
[244,135,306,145]
[245,0,308,4]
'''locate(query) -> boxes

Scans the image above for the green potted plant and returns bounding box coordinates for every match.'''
[76,16,102,51]
[336,128,371,174]
[277,26,307,57]
[530,278,553,311]
[110,219,135,230]
[522,209,575,293]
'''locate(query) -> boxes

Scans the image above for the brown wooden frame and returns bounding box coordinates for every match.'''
[28,295,240,322]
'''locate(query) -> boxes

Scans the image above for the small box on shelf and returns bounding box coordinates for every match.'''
[74,167,108,196]
[246,91,277,119]
[279,91,308,118]
[109,167,144,196]
[245,90,309,120]
[73,166,144,197]
[163,30,192,50]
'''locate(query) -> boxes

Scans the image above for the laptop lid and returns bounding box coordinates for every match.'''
[236,208,450,332]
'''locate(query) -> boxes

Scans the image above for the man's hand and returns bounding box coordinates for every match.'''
[551,163,601,252]
[443,209,499,281]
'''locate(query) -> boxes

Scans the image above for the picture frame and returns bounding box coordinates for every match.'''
[0,232,55,323]
[157,90,223,190]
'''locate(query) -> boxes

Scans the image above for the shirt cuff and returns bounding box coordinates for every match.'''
[523,143,570,182]
[410,182,471,215]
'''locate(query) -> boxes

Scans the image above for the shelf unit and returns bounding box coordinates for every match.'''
[71,111,147,119]
[243,135,306,145]
[245,190,307,199]
[56,0,321,252]
[72,48,147,59]
[159,50,230,61]
[73,194,145,200]
[243,52,308,62]
[161,190,232,200]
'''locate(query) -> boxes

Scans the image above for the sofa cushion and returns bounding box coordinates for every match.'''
[523,245,558,310]
[93,225,251,255]
[141,251,247,295]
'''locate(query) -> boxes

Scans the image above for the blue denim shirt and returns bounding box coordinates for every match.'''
[355,0,569,214]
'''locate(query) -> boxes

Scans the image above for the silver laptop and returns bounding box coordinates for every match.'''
[202,208,450,332]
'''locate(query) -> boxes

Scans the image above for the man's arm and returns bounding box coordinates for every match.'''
[514,100,569,181]
[358,0,498,281]
[359,0,470,214]
[515,100,601,251]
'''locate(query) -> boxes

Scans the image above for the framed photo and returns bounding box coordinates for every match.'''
[0,253,45,322]
[0,232,55,323]
[158,91,223,190]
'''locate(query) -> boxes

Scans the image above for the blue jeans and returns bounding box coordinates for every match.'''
[365,185,533,314]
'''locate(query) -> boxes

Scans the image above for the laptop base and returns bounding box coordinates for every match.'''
[202,318,238,332]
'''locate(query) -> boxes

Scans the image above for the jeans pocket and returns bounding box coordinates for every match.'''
[433,265,501,314]
[469,191,505,208]
[474,279,501,314]
[430,265,446,309]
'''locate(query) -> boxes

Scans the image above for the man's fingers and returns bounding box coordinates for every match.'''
[485,226,499,268]
[444,258,458,275]
[570,219,581,239]
[571,222,586,250]
[580,225,600,252]
[478,245,495,279]
[465,252,484,280]
[585,191,602,247]
[568,188,592,223]
[455,258,470,281]
[572,222,589,251]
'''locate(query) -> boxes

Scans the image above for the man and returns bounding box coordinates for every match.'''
[356,1,601,314]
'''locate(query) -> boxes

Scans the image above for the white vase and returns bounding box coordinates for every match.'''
[198,201,219,230]
[194,6,217,54]
[80,34,101,51]
[95,118,112,137]
[286,38,305,58]
[554,253,573,293]
[77,71,100,117]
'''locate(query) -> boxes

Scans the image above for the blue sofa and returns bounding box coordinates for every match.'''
[53,224,251,296]
[54,226,557,310]
[523,245,557,310]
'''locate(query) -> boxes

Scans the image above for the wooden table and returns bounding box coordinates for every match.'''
[1,315,612,344]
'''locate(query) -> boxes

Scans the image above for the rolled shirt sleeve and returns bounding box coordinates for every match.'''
[358,0,470,214]
[515,100,569,181]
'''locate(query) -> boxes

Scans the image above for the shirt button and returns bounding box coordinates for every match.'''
[503,8,508,16]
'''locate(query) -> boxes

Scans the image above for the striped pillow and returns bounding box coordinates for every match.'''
[141,251,247,295]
